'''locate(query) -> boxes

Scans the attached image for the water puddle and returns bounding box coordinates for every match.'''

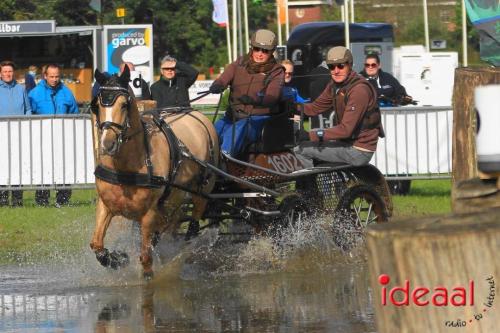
[0,216,376,332]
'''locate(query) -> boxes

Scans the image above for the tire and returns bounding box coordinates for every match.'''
[387,179,411,195]
[335,184,388,226]
[333,185,388,251]
[270,194,311,236]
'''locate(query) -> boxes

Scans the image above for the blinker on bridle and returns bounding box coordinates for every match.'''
[92,85,132,147]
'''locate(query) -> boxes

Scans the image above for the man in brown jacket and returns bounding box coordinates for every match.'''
[294,46,383,168]
[209,29,285,156]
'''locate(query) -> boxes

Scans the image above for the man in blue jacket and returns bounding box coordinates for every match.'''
[29,63,78,206]
[29,63,79,114]
[0,60,32,206]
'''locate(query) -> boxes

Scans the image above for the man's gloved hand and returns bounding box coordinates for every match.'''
[238,94,256,105]
[401,95,417,105]
[209,83,225,94]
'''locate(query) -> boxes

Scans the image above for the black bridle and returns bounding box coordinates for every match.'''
[91,85,132,149]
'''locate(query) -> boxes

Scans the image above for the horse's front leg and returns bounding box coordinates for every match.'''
[90,197,129,269]
[139,209,160,280]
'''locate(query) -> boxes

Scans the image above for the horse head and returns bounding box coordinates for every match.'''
[93,66,133,156]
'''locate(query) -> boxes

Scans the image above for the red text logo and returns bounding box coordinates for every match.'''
[378,274,474,306]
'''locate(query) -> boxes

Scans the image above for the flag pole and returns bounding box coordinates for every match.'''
[232,0,238,60]
[423,0,430,52]
[344,0,349,47]
[285,0,289,40]
[461,0,468,67]
[277,0,282,45]
[243,0,249,53]
[225,0,232,63]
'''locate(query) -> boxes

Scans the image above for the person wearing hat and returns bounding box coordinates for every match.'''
[208,29,285,157]
[294,46,384,168]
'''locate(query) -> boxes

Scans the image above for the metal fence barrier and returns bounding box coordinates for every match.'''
[0,106,452,190]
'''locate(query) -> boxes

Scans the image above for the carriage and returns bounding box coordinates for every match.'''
[180,107,392,240]
[90,68,392,278]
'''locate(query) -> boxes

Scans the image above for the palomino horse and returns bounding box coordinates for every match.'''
[91,67,219,279]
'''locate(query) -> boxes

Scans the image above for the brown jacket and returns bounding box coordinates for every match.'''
[214,56,284,119]
[304,71,380,151]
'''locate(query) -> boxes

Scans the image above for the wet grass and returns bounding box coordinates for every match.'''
[0,180,451,264]
[0,190,96,264]
[391,179,451,219]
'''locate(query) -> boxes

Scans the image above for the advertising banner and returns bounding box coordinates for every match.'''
[103,25,154,87]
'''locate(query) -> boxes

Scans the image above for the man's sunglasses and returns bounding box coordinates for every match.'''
[252,47,271,54]
[327,63,347,70]
[364,63,378,68]
[161,67,176,71]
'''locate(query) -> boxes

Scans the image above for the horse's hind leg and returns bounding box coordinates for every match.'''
[90,198,129,269]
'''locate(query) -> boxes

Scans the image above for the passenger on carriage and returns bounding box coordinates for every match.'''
[294,46,384,168]
[280,59,309,104]
[208,29,285,157]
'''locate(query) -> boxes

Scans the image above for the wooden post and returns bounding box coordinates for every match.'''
[452,67,500,183]
[452,67,500,212]
[367,209,500,332]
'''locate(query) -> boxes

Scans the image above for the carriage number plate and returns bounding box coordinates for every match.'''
[267,153,302,173]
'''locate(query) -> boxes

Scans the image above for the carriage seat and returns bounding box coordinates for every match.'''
[245,111,295,154]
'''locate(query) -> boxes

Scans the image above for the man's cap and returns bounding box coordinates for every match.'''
[250,29,278,50]
[326,46,353,65]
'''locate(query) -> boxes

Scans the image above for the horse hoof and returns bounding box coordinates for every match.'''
[109,251,130,270]
[95,248,111,268]
[143,271,154,281]
[95,249,130,270]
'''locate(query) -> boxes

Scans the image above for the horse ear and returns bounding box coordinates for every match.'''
[119,65,131,87]
[95,69,108,85]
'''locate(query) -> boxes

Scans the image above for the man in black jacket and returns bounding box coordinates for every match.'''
[151,55,199,108]
[359,53,414,106]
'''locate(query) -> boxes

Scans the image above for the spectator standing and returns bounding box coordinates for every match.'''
[0,60,32,206]
[294,46,383,168]
[151,55,199,108]
[359,53,413,106]
[91,62,151,100]
[208,29,285,156]
[29,63,79,207]
[24,65,38,93]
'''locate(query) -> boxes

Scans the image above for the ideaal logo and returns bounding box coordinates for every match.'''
[378,274,495,328]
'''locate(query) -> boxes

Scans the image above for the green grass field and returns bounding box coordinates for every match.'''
[0,179,451,264]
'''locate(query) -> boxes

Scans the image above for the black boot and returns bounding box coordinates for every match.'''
[35,190,50,206]
[11,190,23,207]
[56,190,72,206]
[0,191,8,206]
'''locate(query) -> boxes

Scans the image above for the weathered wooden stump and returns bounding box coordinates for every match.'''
[366,209,500,332]
[452,67,500,213]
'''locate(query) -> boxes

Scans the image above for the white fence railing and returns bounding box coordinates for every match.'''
[0,107,452,189]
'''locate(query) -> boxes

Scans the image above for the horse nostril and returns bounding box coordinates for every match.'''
[101,135,117,155]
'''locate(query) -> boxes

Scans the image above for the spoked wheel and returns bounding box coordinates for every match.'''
[333,185,388,251]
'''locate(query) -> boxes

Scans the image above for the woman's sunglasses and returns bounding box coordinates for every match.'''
[364,63,378,68]
[327,63,347,70]
[252,47,271,54]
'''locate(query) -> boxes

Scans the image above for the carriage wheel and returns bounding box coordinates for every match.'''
[335,184,388,226]
[269,194,310,236]
[333,185,388,251]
